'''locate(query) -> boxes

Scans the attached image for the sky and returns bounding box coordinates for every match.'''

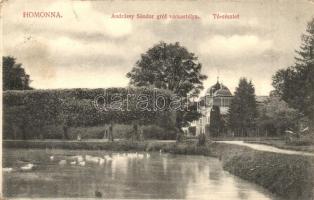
[2,0,314,95]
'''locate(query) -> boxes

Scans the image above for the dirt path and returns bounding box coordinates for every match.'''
[216,141,314,156]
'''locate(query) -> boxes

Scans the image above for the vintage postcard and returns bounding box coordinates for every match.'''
[1,0,314,199]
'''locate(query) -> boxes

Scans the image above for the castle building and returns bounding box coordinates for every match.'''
[183,80,233,136]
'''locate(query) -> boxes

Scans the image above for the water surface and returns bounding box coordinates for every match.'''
[3,149,280,199]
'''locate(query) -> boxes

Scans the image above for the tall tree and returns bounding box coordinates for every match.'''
[272,18,314,132]
[209,106,223,137]
[227,78,258,136]
[126,41,207,131]
[256,93,300,136]
[3,56,32,90]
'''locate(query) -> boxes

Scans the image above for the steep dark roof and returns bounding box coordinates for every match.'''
[206,81,230,96]
[214,87,232,97]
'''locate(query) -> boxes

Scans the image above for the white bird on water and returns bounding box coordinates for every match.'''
[86,155,100,163]
[78,161,86,166]
[71,155,84,162]
[70,161,77,165]
[99,158,105,165]
[127,153,137,159]
[137,153,144,159]
[21,163,35,171]
[3,167,14,172]
[50,156,54,161]
[104,155,113,161]
[59,160,67,165]
[76,156,84,162]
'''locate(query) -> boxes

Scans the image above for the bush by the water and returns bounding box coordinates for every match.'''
[197,133,206,146]
[285,134,314,146]
[211,143,314,200]
[142,125,177,140]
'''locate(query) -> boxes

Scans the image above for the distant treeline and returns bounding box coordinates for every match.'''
[3,88,176,140]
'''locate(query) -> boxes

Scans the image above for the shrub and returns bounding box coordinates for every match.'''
[142,125,177,140]
[212,143,314,200]
[197,133,206,146]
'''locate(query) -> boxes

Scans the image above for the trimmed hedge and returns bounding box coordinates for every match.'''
[3,88,176,139]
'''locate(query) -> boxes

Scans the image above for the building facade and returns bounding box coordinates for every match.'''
[184,80,233,136]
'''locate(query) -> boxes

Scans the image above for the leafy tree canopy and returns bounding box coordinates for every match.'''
[257,93,300,135]
[126,41,207,129]
[227,78,258,136]
[3,56,33,90]
[272,18,314,131]
[127,41,207,97]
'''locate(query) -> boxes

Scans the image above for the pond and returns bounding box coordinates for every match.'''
[3,149,280,199]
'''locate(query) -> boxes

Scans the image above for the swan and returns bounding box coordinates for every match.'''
[86,155,100,163]
[59,160,67,165]
[99,158,105,165]
[70,161,77,165]
[71,155,84,162]
[21,163,34,171]
[3,167,13,172]
[78,161,86,166]
[104,155,112,161]
[127,153,136,158]
[76,156,84,162]
[49,156,54,161]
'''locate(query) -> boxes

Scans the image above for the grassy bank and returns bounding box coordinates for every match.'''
[3,139,211,156]
[3,139,166,151]
[211,143,314,200]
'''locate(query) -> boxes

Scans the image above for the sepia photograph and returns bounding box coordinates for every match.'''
[1,0,314,199]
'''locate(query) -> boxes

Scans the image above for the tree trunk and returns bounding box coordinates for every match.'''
[63,125,69,140]
[139,125,144,141]
[109,123,114,142]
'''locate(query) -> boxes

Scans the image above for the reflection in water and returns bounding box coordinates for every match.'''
[3,149,280,199]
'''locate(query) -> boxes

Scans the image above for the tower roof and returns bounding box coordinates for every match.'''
[213,87,232,97]
[205,81,230,96]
